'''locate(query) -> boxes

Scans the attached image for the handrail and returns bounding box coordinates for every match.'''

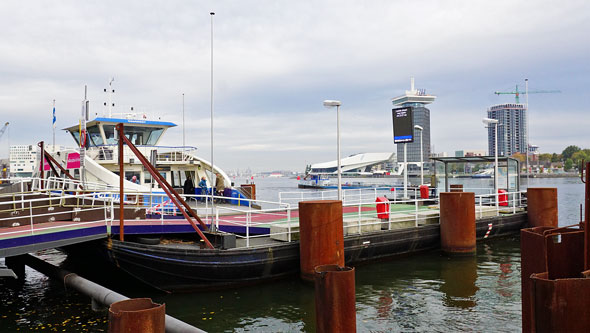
[116,123,214,249]
[0,191,114,239]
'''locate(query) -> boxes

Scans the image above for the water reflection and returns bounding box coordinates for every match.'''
[440,255,479,308]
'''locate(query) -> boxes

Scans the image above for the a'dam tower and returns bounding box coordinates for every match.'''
[391,78,436,169]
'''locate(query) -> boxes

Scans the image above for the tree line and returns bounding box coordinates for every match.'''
[511,145,590,171]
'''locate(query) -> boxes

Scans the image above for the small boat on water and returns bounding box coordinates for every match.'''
[471,168,494,178]
[298,174,402,190]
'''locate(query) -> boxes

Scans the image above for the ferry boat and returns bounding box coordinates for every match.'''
[48,113,232,197]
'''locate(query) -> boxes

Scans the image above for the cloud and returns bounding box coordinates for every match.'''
[1,0,589,169]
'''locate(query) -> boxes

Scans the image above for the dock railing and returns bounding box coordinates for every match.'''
[1,177,528,250]
[232,189,527,249]
[0,191,115,242]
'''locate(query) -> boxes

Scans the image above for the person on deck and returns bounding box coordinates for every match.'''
[198,176,208,202]
[215,173,225,203]
[183,175,195,200]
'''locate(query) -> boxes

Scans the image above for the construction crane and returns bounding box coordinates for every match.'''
[494,85,560,103]
[0,122,8,140]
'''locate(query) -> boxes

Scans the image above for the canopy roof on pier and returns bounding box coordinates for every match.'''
[430,156,519,164]
[430,156,520,192]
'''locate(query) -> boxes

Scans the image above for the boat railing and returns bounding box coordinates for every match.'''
[0,191,115,240]
[88,145,198,163]
[214,203,293,249]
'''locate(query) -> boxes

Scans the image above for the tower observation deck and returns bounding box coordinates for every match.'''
[391,78,436,165]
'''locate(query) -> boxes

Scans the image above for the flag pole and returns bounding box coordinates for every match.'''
[52,99,56,151]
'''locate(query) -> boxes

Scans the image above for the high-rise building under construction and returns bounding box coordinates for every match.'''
[486,103,527,156]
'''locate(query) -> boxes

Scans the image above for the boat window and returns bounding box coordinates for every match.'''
[179,171,187,186]
[144,172,152,184]
[125,172,141,184]
[90,125,164,146]
[125,126,164,146]
[87,125,104,146]
[69,131,81,146]
[170,170,176,187]
[146,128,164,145]
[103,125,117,145]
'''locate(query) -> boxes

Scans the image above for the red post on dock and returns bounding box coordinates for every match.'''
[439,192,476,255]
[314,265,356,333]
[298,200,345,282]
[527,188,558,228]
[108,298,165,333]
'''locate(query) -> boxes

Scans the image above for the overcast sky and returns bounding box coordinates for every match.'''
[1,1,589,172]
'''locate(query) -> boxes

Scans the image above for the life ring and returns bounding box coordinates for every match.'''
[80,129,87,147]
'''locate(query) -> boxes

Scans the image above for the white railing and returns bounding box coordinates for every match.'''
[0,192,115,239]
[279,187,426,206]
[0,177,528,250]
[232,189,528,249]
[88,145,198,163]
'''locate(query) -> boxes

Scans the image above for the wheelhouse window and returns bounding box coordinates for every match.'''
[102,125,164,146]
[87,125,104,146]
[69,131,81,146]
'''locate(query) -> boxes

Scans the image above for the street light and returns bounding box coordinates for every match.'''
[323,100,342,201]
[414,125,424,185]
[483,117,499,208]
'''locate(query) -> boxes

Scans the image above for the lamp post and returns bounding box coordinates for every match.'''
[414,125,423,185]
[323,100,342,201]
[483,118,499,208]
[525,78,529,181]
[210,11,216,231]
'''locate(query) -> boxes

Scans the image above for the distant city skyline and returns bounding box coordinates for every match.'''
[0,1,588,172]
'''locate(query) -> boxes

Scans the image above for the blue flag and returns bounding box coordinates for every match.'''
[52,106,56,129]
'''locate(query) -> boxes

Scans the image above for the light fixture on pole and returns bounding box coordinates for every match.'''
[483,117,499,208]
[414,125,424,185]
[323,100,342,201]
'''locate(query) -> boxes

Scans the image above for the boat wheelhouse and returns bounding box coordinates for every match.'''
[51,114,231,194]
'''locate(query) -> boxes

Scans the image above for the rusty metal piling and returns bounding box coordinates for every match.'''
[298,200,345,281]
[439,192,476,255]
[108,298,165,333]
[521,163,590,332]
[527,188,558,228]
[314,265,356,333]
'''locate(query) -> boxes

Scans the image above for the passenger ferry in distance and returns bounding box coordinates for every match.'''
[47,112,232,195]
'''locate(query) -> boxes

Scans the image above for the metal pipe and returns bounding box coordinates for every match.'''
[118,125,125,241]
[337,104,342,201]
[403,143,407,199]
[525,78,529,182]
[210,12,216,230]
[21,254,205,333]
[38,141,45,190]
[494,122,499,208]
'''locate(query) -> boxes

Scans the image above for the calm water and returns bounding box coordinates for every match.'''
[0,176,584,332]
